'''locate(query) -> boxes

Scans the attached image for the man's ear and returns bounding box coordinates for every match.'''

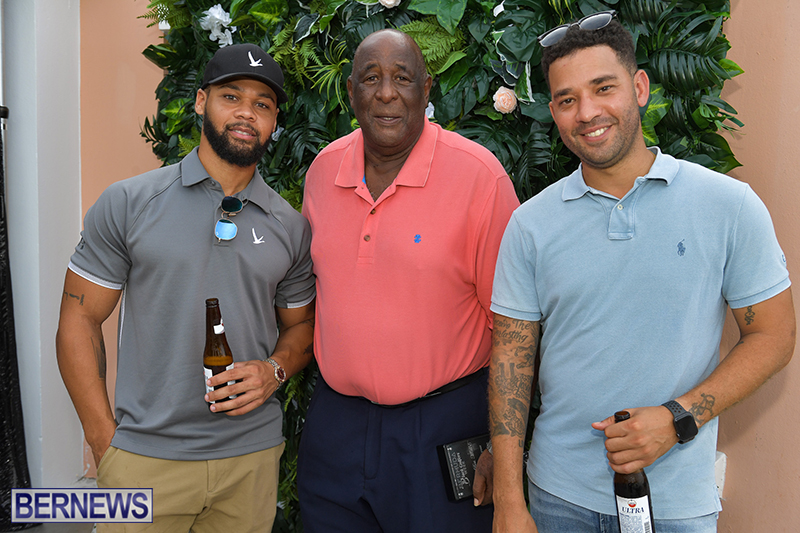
[195,88,207,116]
[633,69,650,108]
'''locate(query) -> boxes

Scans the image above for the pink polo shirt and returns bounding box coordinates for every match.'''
[303,119,519,404]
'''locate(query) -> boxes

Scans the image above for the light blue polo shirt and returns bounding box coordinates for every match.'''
[491,148,790,519]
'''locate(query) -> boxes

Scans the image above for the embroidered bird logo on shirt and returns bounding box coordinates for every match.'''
[252,228,265,244]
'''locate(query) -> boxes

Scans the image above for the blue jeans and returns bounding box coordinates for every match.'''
[529,482,718,533]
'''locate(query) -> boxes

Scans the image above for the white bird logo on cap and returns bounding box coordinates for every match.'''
[248,51,263,67]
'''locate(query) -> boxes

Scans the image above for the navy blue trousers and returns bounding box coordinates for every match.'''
[297,372,493,533]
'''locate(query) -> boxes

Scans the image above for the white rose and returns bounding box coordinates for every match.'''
[493,86,517,114]
[425,102,435,119]
[379,0,402,8]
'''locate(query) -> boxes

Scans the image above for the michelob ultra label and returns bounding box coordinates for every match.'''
[616,495,653,533]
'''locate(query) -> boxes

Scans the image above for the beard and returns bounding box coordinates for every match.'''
[202,108,271,167]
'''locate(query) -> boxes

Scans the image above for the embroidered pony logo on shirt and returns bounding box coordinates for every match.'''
[677,240,686,256]
[414,234,422,244]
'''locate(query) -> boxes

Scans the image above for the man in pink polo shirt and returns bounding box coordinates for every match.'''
[298,29,519,532]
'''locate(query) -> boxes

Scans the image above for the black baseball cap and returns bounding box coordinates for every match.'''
[201,43,288,104]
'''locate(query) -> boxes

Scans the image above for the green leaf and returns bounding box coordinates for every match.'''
[474,105,503,121]
[294,13,320,43]
[435,51,467,75]
[468,17,491,43]
[719,58,744,78]
[160,97,192,119]
[230,0,249,18]
[694,133,741,173]
[497,24,539,63]
[408,0,467,34]
[248,0,288,30]
[437,56,469,95]
[519,100,552,123]
[514,62,533,103]
[641,84,671,146]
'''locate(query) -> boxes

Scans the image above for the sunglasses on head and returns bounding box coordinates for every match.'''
[538,10,617,48]
[214,196,246,242]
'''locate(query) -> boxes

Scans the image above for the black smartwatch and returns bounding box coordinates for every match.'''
[662,400,698,444]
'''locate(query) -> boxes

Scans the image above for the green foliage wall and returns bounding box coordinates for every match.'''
[140,1,741,530]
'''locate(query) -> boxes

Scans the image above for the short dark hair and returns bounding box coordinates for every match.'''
[541,19,637,89]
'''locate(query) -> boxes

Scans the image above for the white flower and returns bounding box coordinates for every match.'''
[200,4,233,29]
[200,4,237,48]
[425,102,435,119]
[493,86,517,114]
[493,1,505,17]
[379,0,402,8]
[271,126,285,141]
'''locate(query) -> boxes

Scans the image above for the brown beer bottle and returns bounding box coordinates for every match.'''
[203,298,236,408]
[613,411,655,533]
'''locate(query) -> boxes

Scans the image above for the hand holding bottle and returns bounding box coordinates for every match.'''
[592,405,678,474]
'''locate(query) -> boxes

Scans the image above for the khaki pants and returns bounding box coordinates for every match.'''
[96,443,284,532]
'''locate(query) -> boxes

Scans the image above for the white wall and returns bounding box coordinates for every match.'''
[3,0,84,486]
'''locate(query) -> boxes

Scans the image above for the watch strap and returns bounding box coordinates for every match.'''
[662,399,698,444]
[662,399,686,419]
[266,358,286,386]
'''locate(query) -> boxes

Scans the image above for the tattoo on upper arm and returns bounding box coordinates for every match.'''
[63,291,85,306]
[744,306,755,326]
[91,337,107,379]
[689,393,715,424]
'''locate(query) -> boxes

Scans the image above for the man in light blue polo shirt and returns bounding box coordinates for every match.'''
[488,13,795,533]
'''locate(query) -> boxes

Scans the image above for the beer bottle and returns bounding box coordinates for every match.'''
[203,298,236,407]
[614,411,655,533]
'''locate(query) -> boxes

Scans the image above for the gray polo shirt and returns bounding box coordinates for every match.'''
[69,148,315,460]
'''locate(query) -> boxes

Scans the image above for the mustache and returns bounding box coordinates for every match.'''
[226,122,259,138]
[574,119,616,136]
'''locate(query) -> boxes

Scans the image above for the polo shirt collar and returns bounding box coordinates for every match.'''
[179,147,274,214]
[334,117,438,189]
[562,147,679,201]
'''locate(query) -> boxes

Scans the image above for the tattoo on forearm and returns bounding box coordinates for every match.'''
[489,318,539,448]
[63,291,84,306]
[91,337,107,380]
[489,362,533,448]
[303,342,314,356]
[744,306,755,325]
[689,393,715,424]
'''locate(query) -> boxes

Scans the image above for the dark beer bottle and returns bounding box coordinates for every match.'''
[613,411,655,533]
[203,298,236,407]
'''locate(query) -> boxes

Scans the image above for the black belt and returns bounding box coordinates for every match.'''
[369,367,487,409]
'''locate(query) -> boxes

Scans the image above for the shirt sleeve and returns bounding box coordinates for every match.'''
[68,183,131,289]
[490,212,542,321]
[274,211,316,309]
[723,185,790,309]
[474,175,521,325]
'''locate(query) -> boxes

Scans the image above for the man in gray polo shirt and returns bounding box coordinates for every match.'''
[488,14,795,533]
[56,44,315,532]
